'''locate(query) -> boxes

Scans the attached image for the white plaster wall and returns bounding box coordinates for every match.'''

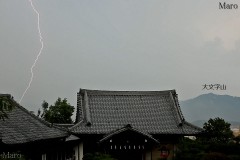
[74,142,83,160]
[41,154,46,160]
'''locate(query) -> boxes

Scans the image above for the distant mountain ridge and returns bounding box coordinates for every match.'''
[191,120,240,129]
[180,93,240,127]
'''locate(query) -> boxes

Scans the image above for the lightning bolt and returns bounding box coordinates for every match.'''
[19,0,43,103]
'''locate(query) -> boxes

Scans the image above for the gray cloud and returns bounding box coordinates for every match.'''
[1,0,240,112]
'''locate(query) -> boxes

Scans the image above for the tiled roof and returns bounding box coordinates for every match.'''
[71,89,203,135]
[99,124,159,144]
[0,94,68,144]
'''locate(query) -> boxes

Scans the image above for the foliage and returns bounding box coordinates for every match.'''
[202,152,230,160]
[176,138,240,160]
[201,117,233,144]
[228,155,240,160]
[38,98,74,124]
[176,117,240,160]
[0,96,14,121]
[83,152,117,160]
[176,138,205,160]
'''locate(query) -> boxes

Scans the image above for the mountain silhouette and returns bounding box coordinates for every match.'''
[180,93,240,127]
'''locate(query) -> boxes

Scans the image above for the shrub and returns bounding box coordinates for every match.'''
[202,152,230,160]
[83,152,117,160]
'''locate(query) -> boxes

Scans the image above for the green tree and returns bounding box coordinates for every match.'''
[176,138,205,160]
[38,98,74,124]
[0,96,14,121]
[202,117,233,144]
[202,152,230,160]
[176,118,239,160]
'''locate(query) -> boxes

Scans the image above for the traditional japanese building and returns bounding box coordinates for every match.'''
[0,89,203,160]
[70,89,203,160]
[0,94,71,160]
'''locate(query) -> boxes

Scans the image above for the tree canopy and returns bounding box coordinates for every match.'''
[38,97,74,124]
[0,96,14,121]
[176,117,239,160]
[202,117,233,144]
